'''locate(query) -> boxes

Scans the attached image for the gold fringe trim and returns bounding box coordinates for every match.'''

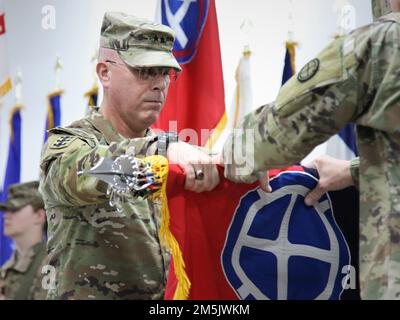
[0,78,12,97]
[84,85,99,108]
[285,41,298,74]
[147,155,191,300]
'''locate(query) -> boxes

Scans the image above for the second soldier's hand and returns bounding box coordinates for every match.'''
[304,155,355,206]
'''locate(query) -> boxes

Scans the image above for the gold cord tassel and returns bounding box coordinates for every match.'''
[147,155,191,300]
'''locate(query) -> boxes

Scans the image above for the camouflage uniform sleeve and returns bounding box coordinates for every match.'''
[350,157,360,189]
[40,132,157,207]
[223,21,395,183]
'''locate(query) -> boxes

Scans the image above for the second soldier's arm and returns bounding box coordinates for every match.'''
[223,20,398,183]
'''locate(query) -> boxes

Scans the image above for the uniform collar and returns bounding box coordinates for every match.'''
[88,107,154,145]
[1,242,45,274]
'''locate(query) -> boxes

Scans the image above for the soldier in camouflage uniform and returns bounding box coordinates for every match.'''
[222,0,400,299]
[39,12,219,300]
[0,181,47,300]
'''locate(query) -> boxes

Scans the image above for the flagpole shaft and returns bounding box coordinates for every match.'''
[15,70,22,105]
[54,56,63,91]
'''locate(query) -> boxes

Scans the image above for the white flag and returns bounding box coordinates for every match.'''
[0,0,11,97]
[210,48,254,153]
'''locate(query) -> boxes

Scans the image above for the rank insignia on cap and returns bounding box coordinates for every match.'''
[298,58,320,83]
[50,136,76,149]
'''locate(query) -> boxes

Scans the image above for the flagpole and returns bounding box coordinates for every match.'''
[240,18,253,50]
[44,57,64,142]
[54,56,63,92]
[15,69,22,106]
[287,0,295,42]
[284,0,298,79]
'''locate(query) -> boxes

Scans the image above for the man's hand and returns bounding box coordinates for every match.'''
[258,172,272,193]
[167,142,220,193]
[304,155,355,206]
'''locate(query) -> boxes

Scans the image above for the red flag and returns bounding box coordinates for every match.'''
[164,165,358,300]
[164,166,305,300]
[165,166,257,299]
[154,0,225,146]
[0,6,11,98]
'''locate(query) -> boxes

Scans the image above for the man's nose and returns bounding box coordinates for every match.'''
[151,75,168,91]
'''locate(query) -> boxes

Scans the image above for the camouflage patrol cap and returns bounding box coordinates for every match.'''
[0,181,44,212]
[372,0,393,20]
[100,12,181,71]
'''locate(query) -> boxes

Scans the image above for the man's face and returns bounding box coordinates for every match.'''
[106,59,171,132]
[4,205,39,238]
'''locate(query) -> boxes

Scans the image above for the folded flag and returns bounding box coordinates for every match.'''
[81,154,360,300]
[164,166,360,300]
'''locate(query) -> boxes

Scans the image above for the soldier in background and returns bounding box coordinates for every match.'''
[0,181,47,300]
[221,0,400,299]
[39,12,219,300]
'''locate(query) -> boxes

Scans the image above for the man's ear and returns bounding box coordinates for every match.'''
[97,62,111,88]
[34,208,46,226]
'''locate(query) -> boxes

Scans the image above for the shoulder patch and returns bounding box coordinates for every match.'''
[50,136,78,149]
[298,58,320,83]
[48,126,97,148]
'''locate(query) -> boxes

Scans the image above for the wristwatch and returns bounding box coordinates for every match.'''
[156,131,179,157]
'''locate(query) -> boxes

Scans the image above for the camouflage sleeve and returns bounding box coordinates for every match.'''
[223,21,395,183]
[350,157,360,189]
[40,133,157,207]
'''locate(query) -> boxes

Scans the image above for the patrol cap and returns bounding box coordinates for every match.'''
[372,0,393,20]
[0,181,44,212]
[100,12,182,72]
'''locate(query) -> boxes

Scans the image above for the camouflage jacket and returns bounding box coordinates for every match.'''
[39,108,169,300]
[0,242,47,300]
[224,13,400,300]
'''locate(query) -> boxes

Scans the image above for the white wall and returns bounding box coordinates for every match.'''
[0,0,373,184]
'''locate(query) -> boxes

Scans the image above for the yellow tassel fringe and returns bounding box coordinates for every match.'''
[146,155,191,300]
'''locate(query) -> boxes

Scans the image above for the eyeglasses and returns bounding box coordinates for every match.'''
[105,60,180,82]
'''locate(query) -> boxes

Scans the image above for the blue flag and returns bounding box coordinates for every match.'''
[84,86,98,115]
[44,90,63,142]
[0,105,22,266]
[338,123,358,156]
[222,168,360,300]
[282,42,297,85]
[84,86,98,108]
